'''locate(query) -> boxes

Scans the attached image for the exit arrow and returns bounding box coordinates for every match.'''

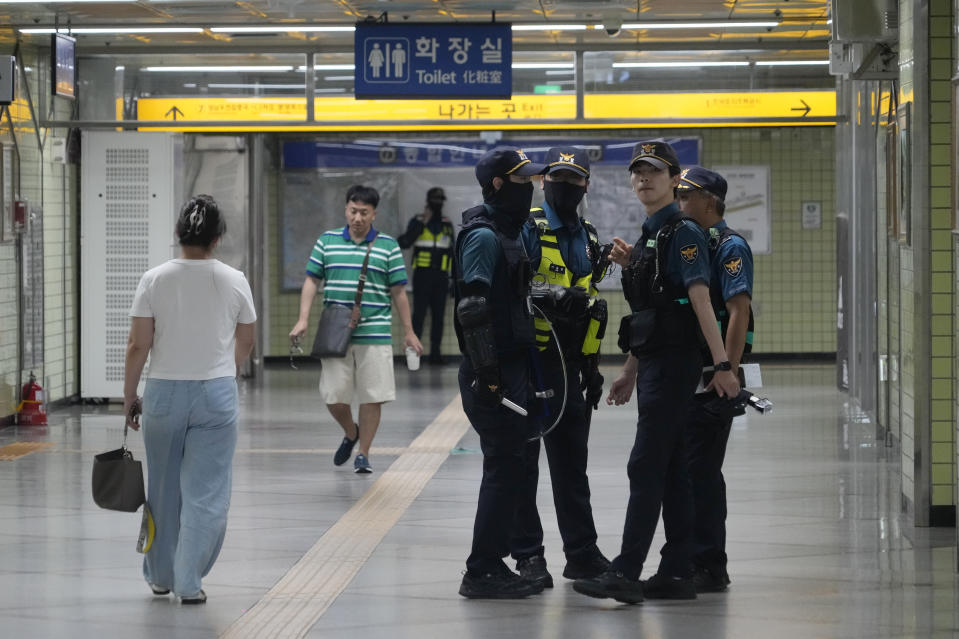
[165,106,184,120]
[791,99,810,117]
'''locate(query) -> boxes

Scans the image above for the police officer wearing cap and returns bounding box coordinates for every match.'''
[676,166,754,593]
[454,146,545,599]
[573,140,739,604]
[398,187,456,365]
[509,146,612,589]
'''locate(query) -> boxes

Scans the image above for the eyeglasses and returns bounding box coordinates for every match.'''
[290,337,304,370]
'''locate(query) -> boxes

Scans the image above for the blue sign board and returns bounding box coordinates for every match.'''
[283,139,700,170]
[353,23,512,99]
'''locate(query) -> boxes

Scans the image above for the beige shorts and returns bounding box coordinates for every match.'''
[319,343,396,405]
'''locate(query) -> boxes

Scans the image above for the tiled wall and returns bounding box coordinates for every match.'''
[265,127,837,357]
[929,0,954,510]
[897,0,919,514]
[0,45,81,416]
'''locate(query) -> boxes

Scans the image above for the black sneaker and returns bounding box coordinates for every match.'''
[179,590,207,605]
[642,573,697,600]
[459,569,542,599]
[149,584,170,596]
[516,555,553,589]
[692,566,731,593]
[572,570,644,604]
[333,424,359,466]
[563,550,611,580]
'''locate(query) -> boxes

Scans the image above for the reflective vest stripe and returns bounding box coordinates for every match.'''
[412,225,453,272]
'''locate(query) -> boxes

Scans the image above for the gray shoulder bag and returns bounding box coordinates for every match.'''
[311,234,378,358]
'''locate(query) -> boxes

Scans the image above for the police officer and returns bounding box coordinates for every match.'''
[676,166,754,593]
[398,187,456,364]
[573,140,739,604]
[510,146,611,589]
[455,147,545,599]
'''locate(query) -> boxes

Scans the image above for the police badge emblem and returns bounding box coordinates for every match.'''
[679,244,699,264]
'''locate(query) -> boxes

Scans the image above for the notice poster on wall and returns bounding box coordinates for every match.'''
[712,165,771,255]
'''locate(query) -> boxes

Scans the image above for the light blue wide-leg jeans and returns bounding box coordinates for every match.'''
[141,376,238,597]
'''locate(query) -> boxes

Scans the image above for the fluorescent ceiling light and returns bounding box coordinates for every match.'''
[296,64,356,72]
[545,70,575,75]
[144,65,295,72]
[21,27,204,34]
[323,75,355,81]
[3,0,129,3]
[207,83,307,89]
[755,60,829,66]
[512,24,588,31]
[613,61,750,68]
[210,25,355,33]
[513,62,575,69]
[610,21,780,30]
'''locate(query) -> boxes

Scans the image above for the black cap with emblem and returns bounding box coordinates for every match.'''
[543,146,590,179]
[628,139,680,174]
[475,146,546,187]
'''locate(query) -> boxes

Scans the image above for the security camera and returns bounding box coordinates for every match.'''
[603,18,622,37]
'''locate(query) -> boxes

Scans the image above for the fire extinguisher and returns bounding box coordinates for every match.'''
[17,371,47,426]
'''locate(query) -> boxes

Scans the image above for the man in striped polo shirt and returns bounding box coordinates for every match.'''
[290,185,422,474]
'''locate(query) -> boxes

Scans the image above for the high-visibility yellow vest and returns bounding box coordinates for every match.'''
[412,220,454,272]
[530,208,604,356]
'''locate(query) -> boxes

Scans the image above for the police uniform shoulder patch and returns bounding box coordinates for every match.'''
[679,244,699,264]
[723,256,743,277]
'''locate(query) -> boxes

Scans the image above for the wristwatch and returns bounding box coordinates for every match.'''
[714,360,733,371]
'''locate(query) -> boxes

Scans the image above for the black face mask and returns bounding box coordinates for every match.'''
[543,181,586,228]
[487,179,534,237]
[427,199,444,216]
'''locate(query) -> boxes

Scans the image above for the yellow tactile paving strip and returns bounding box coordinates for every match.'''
[220,396,469,639]
[0,442,54,461]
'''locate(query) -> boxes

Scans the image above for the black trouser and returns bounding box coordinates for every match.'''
[610,346,702,581]
[412,268,449,356]
[460,353,532,575]
[511,357,599,562]
[686,392,733,573]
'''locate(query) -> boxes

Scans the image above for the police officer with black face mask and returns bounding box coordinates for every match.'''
[573,140,739,605]
[455,146,546,599]
[398,187,455,364]
[509,146,611,590]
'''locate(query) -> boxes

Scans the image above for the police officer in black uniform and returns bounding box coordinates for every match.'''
[398,187,456,364]
[573,140,739,604]
[455,147,546,599]
[676,166,755,593]
[509,146,611,589]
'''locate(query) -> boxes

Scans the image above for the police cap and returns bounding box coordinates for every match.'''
[475,146,546,187]
[426,187,446,201]
[628,139,680,172]
[543,146,590,179]
[677,166,728,201]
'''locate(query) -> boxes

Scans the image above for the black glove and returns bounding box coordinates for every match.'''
[554,286,590,320]
[474,367,503,407]
[580,357,604,410]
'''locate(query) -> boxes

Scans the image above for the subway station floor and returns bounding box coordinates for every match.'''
[0,362,957,638]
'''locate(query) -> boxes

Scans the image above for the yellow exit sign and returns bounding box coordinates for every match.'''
[135,90,835,131]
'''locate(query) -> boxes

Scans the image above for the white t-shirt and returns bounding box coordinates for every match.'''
[130,258,257,380]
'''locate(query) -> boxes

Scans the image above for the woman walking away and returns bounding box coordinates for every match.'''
[123,194,256,604]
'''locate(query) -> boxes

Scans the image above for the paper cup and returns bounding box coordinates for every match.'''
[405,347,420,371]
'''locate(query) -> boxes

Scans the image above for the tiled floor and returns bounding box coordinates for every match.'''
[0,362,956,638]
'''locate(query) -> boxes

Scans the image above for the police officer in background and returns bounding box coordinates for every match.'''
[676,166,754,593]
[510,146,611,589]
[398,187,455,364]
[573,140,739,605]
[455,147,545,599]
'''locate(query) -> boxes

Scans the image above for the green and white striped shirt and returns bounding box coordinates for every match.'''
[306,226,408,345]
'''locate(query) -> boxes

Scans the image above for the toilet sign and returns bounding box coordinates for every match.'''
[354,23,512,99]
